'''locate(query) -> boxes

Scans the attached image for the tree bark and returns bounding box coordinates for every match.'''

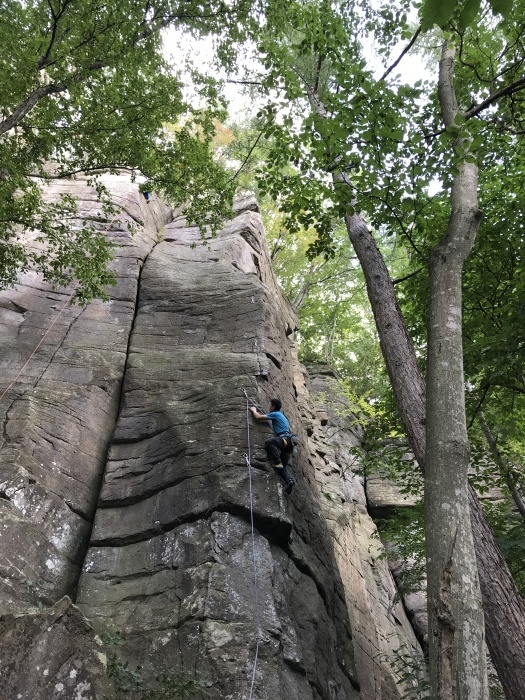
[469,485,525,696]
[308,73,525,700]
[343,203,525,700]
[426,204,487,699]
[343,213,426,468]
[478,414,525,520]
[423,43,488,699]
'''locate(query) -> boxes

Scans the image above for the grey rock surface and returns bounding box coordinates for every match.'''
[0,178,424,699]
[0,596,110,699]
[0,174,170,612]
[299,367,426,700]
[77,194,361,699]
[365,469,420,518]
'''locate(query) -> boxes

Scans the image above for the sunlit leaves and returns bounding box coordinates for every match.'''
[420,0,513,31]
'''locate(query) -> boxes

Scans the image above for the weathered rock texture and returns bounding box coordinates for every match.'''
[0,176,423,699]
[0,175,170,613]
[0,596,110,699]
[297,366,424,699]
[366,468,419,520]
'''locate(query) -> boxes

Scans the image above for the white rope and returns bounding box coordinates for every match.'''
[244,391,261,700]
[0,287,77,403]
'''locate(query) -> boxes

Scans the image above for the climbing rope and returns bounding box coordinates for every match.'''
[243,389,262,700]
[0,286,77,403]
[0,203,129,404]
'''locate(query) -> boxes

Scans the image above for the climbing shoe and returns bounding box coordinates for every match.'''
[285,479,295,495]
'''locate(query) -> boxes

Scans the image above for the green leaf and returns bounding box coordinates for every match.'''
[487,0,513,16]
[420,0,457,31]
[458,0,482,29]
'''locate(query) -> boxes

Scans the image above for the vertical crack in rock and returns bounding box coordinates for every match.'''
[74,195,366,700]
[0,184,425,700]
[0,175,172,616]
[70,211,171,601]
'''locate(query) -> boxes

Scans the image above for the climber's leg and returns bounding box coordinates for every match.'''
[265,436,282,466]
[275,444,295,494]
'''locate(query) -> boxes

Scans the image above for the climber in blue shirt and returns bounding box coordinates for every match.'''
[250,398,295,494]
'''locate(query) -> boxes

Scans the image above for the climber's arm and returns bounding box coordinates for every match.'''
[250,406,268,421]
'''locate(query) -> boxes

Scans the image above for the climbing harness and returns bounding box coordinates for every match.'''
[243,389,263,700]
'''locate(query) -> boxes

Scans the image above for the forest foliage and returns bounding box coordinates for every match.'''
[3,0,525,694]
[0,0,262,301]
[3,0,524,597]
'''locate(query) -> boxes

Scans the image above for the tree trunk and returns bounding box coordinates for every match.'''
[344,203,525,700]
[309,79,525,700]
[426,204,487,699]
[423,43,488,698]
[343,212,426,468]
[470,485,525,696]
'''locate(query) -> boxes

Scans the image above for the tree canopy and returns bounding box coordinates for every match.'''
[0,0,268,301]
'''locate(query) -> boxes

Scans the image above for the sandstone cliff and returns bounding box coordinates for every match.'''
[0,176,423,699]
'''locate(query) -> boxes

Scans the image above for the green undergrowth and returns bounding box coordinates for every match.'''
[379,643,429,700]
[102,632,207,699]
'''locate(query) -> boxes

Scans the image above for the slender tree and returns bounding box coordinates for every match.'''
[424,43,487,698]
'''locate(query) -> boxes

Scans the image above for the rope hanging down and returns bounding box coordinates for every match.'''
[0,286,77,404]
[243,388,262,700]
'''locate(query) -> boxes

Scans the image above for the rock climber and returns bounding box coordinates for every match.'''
[250,398,295,494]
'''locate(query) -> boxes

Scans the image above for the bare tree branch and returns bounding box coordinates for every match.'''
[465,76,525,120]
[227,129,265,183]
[393,267,425,285]
[380,27,422,82]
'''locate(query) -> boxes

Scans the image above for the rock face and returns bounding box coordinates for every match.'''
[0,176,423,699]
[0,175,170,613]
[296,367,424,699]
[0,596,110,699]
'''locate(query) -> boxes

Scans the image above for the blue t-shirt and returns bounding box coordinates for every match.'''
[266,411,290,436]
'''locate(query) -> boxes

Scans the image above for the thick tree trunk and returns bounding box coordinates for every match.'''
[310,82,525,700]
[343,213,426,468]
[470,486,525,695]
[344,205,525,700]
